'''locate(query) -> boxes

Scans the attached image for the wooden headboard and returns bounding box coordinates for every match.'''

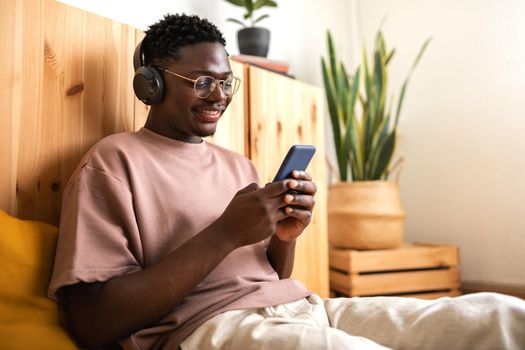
[0,0,148,225]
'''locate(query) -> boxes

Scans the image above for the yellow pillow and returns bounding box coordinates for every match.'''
[0,210,77,349]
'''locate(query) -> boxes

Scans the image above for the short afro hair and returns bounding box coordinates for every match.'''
[142,13,226,66]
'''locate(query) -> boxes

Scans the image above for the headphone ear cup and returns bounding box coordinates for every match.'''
[133,66,164,105]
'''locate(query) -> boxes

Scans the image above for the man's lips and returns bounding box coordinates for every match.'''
[193,107,224,123]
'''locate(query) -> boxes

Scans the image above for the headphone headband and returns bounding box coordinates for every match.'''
[133,39,145,71]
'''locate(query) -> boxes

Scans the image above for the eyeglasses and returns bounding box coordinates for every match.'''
[158,67,241,98]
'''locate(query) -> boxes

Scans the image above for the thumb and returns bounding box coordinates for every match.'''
[236,182,259,195]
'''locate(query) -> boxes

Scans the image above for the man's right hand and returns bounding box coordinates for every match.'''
[215,181,290,248]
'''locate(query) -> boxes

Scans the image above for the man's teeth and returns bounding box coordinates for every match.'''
[200,110,219,115]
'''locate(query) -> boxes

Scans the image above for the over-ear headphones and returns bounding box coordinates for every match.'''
[133,39,164,105]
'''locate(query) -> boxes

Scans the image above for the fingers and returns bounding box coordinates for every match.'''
[263,178,316,198]
[287,178,316,196]
[291,170,312,181]
[283,207,312,223]
[281,180,315,224]
[259,171,316,224]
[274,206,290,222]
[284,193,315,211]
[237,182,260,195]
[263,180,291,197]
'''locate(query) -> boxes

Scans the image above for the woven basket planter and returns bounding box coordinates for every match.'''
[328,181,405,250]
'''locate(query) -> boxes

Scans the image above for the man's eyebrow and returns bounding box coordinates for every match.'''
[189,70,233,76]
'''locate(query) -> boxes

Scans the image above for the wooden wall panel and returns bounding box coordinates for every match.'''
[6,0,46,222]
[0,0,141,225]
[249,66,329,297]
[0,0,20,215]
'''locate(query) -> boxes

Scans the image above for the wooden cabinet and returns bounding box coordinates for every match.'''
[0,0,328,297]
[212,65,329,297]
[248,67,328,297]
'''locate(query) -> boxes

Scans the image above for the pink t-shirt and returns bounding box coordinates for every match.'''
[48,128,310,349]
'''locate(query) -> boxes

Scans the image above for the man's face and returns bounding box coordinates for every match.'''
[150,42,234,143]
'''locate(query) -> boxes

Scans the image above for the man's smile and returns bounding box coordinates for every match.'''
[193,106,225,123]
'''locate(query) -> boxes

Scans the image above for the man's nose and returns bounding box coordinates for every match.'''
[208,81,227,102]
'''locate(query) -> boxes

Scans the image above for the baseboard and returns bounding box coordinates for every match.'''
[461,280,525,300]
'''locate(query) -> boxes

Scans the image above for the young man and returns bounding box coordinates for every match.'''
[49,14,525,350]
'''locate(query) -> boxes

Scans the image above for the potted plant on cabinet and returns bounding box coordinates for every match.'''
[321,30,431,249]
[224,0,277,57]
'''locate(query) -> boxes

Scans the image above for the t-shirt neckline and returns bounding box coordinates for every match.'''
[138,127,210,157]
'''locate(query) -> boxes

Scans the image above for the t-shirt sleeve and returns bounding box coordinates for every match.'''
[48,164,143,302]
[246,158,261,186]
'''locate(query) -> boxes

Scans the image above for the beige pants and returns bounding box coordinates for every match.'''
[180,292,525,350]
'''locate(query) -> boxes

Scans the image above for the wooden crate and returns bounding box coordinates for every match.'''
[329,243,461,299]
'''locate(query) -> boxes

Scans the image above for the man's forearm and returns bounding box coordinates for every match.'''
[65,222,236,349]
[266,235,296,279]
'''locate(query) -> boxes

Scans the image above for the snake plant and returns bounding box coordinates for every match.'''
[321,31,431,181]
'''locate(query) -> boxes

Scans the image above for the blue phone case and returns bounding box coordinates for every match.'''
[273,145,316,182]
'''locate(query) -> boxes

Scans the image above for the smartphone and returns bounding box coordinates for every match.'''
[273,145,316,182]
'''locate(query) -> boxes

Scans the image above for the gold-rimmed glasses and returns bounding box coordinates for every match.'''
[158,67,241,98]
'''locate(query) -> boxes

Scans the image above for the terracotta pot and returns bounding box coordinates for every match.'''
[328,181,405,250]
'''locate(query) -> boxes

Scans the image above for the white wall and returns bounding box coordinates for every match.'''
[57,0,354,86]
[58,0,525,286]
[355,0,525,285]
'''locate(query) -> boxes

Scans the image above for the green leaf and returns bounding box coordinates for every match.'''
[371,131,396,180]
[361,47,375,177]
[385,48,395,65]
[327,32,338,85]
[376,33,388,126]
[322,57,345,180]
[336,63,349,126]
[244,0,254,18]
[369,113,391,176]
[340,62,350,92]
[395,81,408,129]
[395,36,432,128]
[343,85,362,181]
[373,49,384,130]
[226,18,247,27]
[253,14,269,25]
[254,0,265,9]
[376,31,386,58]
[412,37,433,74]
[224,0,246,6]
[254,0,277,9]
[362,48,371,106]
[244,0,254,11]
[342,120,353,181]
[347,67,363,180]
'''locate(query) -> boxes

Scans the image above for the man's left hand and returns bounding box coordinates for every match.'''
[274,170,317,241]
